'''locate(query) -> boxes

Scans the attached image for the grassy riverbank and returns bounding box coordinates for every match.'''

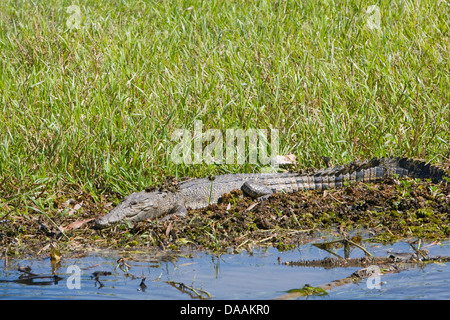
[0,0,449,254]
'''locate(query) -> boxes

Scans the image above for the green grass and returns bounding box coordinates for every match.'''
[0,0,449,211]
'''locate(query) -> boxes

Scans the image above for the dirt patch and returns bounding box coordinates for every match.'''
[1,176,448,258]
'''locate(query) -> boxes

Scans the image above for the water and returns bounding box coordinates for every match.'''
[0,241,449,300]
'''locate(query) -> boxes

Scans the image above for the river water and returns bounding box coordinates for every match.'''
[0,240,449,300]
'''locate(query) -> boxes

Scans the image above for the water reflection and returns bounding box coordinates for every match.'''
[0,241,449,299]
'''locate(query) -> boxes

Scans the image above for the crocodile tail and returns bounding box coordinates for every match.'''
[382,157,448,183]
[306,157,448,190]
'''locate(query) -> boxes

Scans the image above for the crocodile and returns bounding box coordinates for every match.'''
[95,157,448,228]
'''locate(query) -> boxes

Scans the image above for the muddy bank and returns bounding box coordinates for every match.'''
[1,176,449,258]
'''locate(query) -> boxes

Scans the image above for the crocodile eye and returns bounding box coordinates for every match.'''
[130,201,137,206]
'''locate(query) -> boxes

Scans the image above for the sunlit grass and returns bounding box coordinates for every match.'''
[0,0,448,210]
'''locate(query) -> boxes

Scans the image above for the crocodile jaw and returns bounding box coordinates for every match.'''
[94,190,178,228]
[94,191,152,228]
[95,195,140,228]
[95,209,128,228]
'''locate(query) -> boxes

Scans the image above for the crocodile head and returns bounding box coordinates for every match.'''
[95,190,172,228]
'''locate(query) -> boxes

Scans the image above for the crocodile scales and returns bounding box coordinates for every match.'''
[95,157,448,227]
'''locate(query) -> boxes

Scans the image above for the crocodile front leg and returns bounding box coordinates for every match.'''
[161,204,188,221]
